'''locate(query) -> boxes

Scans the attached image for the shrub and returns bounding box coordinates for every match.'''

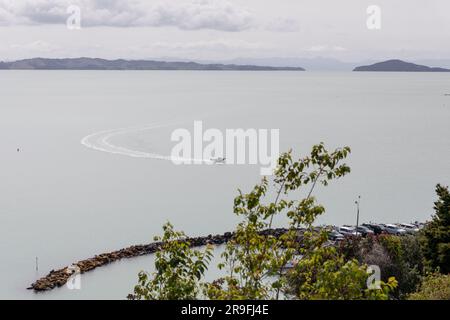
[408,273,450,300]
[339,234,424,298]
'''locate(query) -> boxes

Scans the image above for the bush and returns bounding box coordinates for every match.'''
[285,241,397,300]
[339,234,423,298]
[408,273,450,300]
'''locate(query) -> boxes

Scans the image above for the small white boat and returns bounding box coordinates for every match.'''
[211,157,226,164]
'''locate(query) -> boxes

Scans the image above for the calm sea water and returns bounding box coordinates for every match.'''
[0,71,449,299]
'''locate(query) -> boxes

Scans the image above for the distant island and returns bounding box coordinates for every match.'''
[0,58,305,71]
[353,59,450,72]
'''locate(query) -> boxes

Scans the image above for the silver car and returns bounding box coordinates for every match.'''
[398,223,420,234]
[329,230,345,241]
[384,224,407,235]
[338,226,361,237]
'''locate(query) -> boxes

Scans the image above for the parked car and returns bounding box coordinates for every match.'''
[362,223,386,235]
[398,223,420,234]
[328,230,345,241]
[356,225,375,236]
[384,224,407,235]
[338,226,361,237]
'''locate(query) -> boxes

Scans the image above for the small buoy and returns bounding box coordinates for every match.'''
[17,148,20,152]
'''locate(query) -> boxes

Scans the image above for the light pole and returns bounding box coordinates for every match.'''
[355,196,361,236]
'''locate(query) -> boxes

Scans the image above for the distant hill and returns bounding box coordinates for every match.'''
[353,59,450,72]
[212,57,357,71]
[0,58,305,71]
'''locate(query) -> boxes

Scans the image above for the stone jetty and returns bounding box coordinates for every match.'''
[28,228,291,292]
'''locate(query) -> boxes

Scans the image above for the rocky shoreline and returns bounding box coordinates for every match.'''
[28,228,291,292]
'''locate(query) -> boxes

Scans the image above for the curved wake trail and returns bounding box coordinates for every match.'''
[80,121,212,164]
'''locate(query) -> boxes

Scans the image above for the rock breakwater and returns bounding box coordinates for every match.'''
[28,228,291,292]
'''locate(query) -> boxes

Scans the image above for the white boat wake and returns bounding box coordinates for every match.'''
[80,121,213,164]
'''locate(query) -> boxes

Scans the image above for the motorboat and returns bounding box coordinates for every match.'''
[211,157,226,164]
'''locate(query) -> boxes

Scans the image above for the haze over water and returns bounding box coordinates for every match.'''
[1,71,449,299]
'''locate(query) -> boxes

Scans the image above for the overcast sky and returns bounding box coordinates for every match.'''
[0,0,449,62]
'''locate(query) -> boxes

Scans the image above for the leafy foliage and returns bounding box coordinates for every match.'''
[338,234,423,298]
[408,273,450,300]
[206,144,354,299]
[130,222,213,300]
[286,238,397,300]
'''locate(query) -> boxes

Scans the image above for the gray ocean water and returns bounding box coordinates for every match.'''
[0,71,449,299]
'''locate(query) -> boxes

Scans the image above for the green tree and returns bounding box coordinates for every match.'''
[133,144,397,300]
[205,144,395,300]
[421,184,450,274]
[130,222,213,300]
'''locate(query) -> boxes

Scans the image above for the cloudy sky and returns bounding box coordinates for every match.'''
[0,0,449,62]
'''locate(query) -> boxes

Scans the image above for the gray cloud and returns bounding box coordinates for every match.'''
[1,0,449,62]
[0,0,254,31]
